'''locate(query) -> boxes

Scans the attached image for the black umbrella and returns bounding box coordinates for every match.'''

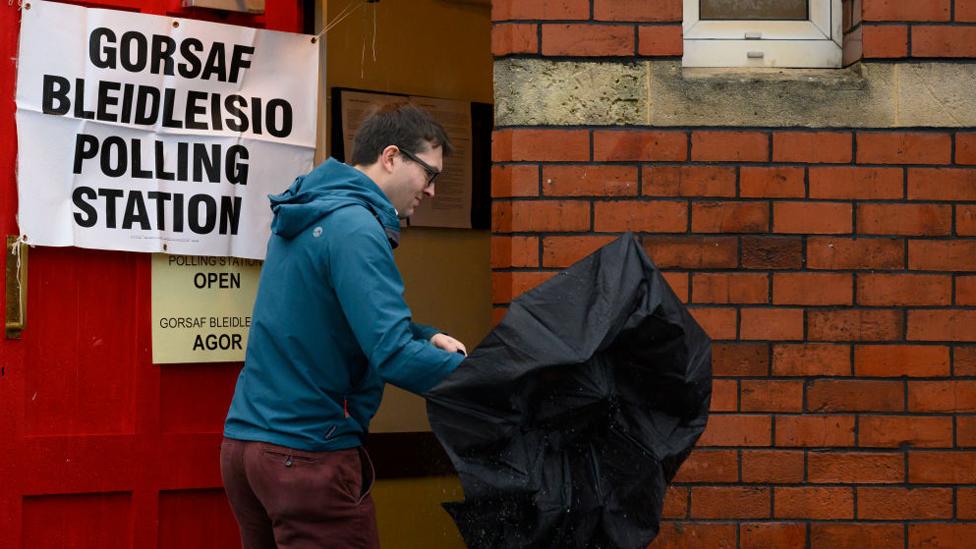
[426,234,712,549]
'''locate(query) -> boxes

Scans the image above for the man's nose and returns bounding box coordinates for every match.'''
[424,184,435,198]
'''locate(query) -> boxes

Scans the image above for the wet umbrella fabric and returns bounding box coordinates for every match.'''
[426,234,712,549]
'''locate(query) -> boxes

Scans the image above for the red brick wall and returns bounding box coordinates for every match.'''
[493,0,976,61]
[492,2,976,547]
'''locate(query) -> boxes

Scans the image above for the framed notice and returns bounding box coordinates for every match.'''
[331,88,492,230]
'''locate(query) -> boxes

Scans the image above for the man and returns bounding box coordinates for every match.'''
[220,103,467,549]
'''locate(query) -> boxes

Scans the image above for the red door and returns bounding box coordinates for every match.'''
[0,2,303,547]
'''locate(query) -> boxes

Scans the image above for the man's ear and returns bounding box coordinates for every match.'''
[380,145,399,173]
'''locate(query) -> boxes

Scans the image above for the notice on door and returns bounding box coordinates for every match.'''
[15,1,318,259]
[151,254,261,363]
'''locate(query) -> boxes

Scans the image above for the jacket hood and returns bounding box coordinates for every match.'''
[269,158,401,246]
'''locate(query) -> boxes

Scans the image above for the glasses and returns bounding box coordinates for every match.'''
[398,148,440,187]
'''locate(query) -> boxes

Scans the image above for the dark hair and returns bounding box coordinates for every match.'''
[349,103,453,166]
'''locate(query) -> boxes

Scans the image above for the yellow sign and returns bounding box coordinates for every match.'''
[151,254,262,363]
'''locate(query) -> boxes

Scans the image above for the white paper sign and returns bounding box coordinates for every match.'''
[15,1,319,259]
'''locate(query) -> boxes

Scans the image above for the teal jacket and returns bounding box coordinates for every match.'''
[224,158,464,451]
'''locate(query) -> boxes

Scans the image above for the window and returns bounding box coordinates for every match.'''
[683,0,843,68]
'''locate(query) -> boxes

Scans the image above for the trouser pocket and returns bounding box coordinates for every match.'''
[355,446,375,505]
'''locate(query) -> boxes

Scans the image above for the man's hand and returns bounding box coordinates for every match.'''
[430,333,467,356]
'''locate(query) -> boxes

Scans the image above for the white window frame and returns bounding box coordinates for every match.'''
[683,0,843,68]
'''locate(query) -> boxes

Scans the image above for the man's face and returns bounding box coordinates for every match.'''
[391,144,442,218]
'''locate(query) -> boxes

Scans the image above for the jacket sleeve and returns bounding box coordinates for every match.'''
[410,322,440,341]
[327,212,463,394]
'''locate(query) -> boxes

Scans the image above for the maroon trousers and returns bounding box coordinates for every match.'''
[220,437,380,549]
